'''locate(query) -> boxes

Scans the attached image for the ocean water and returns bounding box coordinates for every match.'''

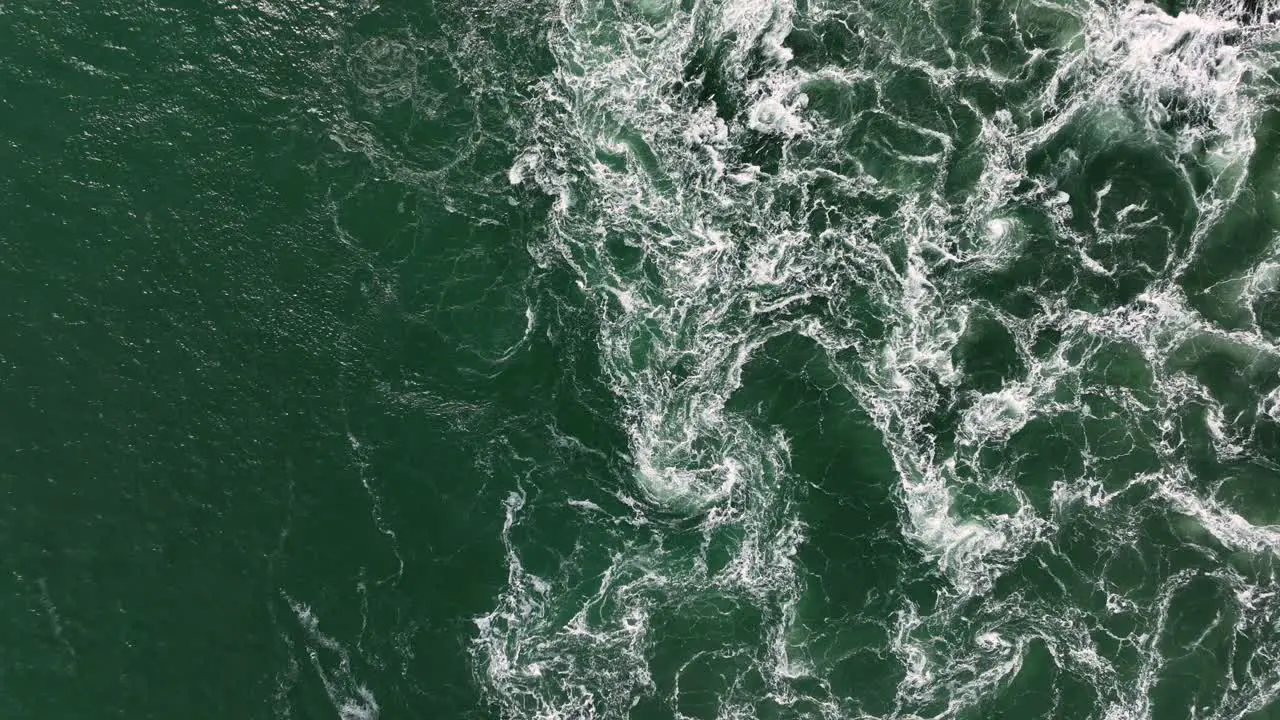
[4,0,1280,718]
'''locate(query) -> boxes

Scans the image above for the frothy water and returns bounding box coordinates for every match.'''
[288,598,381,720]
[472,0,1280,716]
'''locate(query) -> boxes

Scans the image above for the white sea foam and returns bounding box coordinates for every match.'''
[286,598,380,720]
[471,0,1280,715]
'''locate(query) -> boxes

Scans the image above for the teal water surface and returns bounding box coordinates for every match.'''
[5,0,1280,719]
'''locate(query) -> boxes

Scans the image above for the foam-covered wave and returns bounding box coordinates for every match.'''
[475,0,1280,716]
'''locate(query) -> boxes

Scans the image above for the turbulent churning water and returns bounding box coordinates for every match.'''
[7,0,1280,718]
[469,0,1280,717]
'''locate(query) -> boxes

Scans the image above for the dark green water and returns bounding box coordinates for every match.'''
[5,0,1280,718]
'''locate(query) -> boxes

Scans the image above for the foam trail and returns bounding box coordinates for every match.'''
[287,597,380,720]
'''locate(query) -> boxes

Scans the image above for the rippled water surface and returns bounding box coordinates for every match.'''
[5,0,1280,718]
